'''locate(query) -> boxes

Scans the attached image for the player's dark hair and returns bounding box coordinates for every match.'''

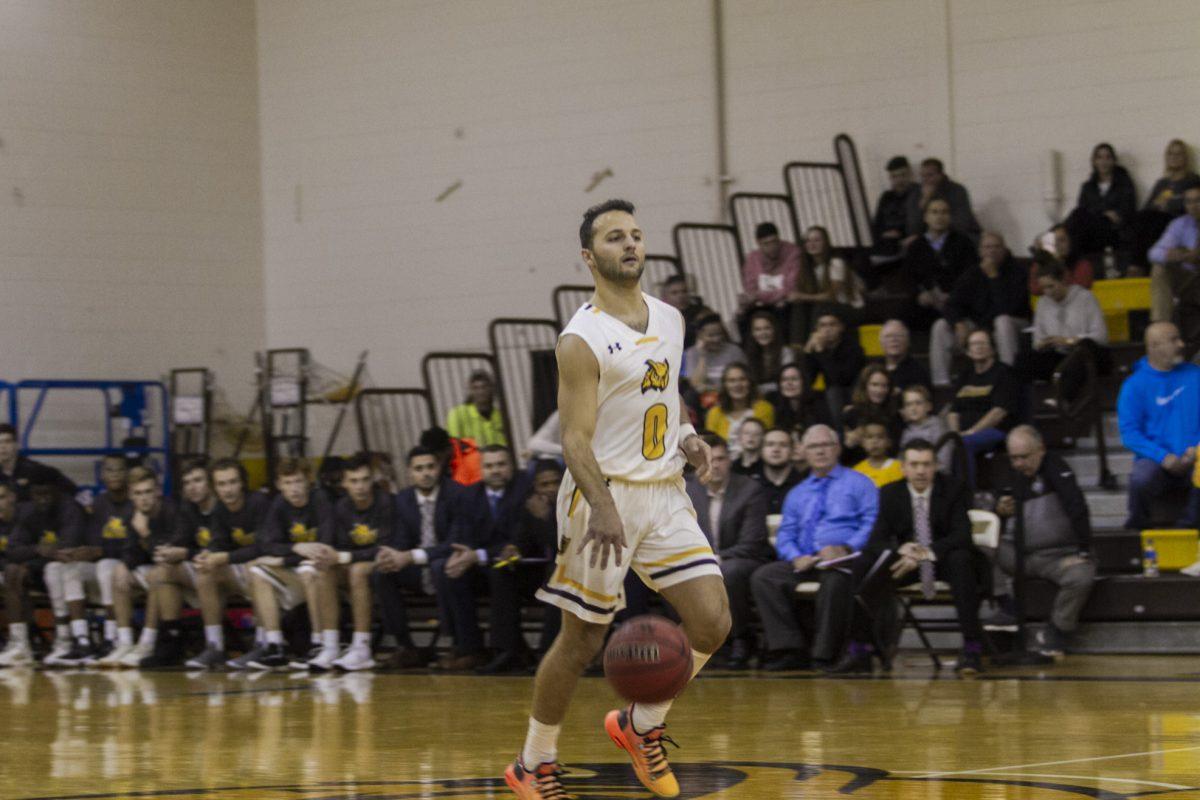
[179,456,209,481]
[209,457,248,485]
[480,444,512,460]
[920,157,945,173]
[886,155,910,172]
[343,452,374,474]
[580,198,635,250]
[406,446,437,465]
[700,433,727,451]
[532,459,562,477]
[419,426,452,453]
[901,438,936,458]
[0,424,16,440]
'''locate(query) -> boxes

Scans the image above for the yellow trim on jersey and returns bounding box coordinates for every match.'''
[567,488,583,517]
[635,336,659,345]
[550,566,619,603]
[642,546,714,569]
[589,306,602,314]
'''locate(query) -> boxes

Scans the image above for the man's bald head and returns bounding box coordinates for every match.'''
[1006,424,1046,478]
[1145,321,1184,370]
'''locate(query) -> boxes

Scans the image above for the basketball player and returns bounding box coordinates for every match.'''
[505,200,731,799]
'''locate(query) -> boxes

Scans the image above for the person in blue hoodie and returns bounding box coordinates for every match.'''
[1117,322,1200,529]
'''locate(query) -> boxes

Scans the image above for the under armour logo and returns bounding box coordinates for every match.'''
[608,342,622,354]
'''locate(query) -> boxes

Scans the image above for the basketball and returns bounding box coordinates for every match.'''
[603,615,693,703]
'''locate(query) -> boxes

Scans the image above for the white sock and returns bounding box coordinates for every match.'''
[118,627,134,646]
[266,630,284,645]
[322,630,339,650]
[630,649,713,733]
[104,620,118,642]
[56,623,70,641]
[521,717,561,767]
[70,619,89,641]
[204,625,224,649]
[9,623,28,644]
[139,628,157,647]
[351,632,370,650]
[256,627,266,645]
[310,631,321,645]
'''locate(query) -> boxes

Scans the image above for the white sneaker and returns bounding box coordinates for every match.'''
[99,643,137,668]
[118,640,154,669]
[331,646,376,672]
[306,647,340,672]
[1181,559,1200,577]
[0,639,33,667]
[42,638,74,667]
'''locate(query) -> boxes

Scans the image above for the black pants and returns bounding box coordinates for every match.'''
[1017,339,1111,403]
[750,560,853,662]
[849,547,986,644]
[373,560,480,654]
[721,557,765,643]
[489,561,561,654]
[371,564,426,650]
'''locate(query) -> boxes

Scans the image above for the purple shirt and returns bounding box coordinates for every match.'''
[1149,214,1199,269]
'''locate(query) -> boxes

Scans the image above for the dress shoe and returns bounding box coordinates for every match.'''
[475,650,527,675]
[760,651,810,671]
[385,647,428,670]
[725,638,752,670]
[823,650,873,675]
[956,648,984,675]
[435,652,484,671]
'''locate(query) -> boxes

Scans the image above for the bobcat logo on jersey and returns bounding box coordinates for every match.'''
[40,531,57,546]
[350,524,377,546]
[102,517,128,539]
[641,358,670,393]
[289,522,317,543]
[232,527,255,547]
[196,526,212,548]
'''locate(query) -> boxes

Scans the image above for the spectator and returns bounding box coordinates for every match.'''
[790,225,864,336]
[930,232,1030,386]
[754,427,806,515]
[872,155,919,255]
[994,426,1096,658]
[249,458,340,672]
[834,438,984,674]
[1133,139,1200,271]
[948,329,1021,487]
[1117,322,1200,529]
[902,199,979,329]
[905,157,982,243]
[456,445,534,674]
[4,469,87,666]
[1148,185,1200,346]
[446,370,507,447]
[660,273,713,349]
[421,425,482,486]
[685,435,774,669]
[503,460,564,656]
[802,311,866,428]
[0,424,76,502]
[1066,142,1137,257]
[731,417,766,477]
[383,447,477,671]
[704,363,774,452]
[840,364,900,460]
[0,484,30,666]
[1020,259,1110,403]
[750,425,878,670]
[683,314,745,397]
[743,309,795,393]
[737,221,801,339]
[766,363,831,435]
[877,319,932,394]
[89,453,133,659]
[853,421,904,488]
[898,385,952,472]
[1029,224,1095,295]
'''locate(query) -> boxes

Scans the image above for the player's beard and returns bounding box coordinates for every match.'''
[594,251,644,285]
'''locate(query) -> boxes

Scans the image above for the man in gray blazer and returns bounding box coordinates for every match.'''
[686,434,774,668]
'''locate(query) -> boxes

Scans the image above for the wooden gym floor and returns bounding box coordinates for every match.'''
[0,656,1198,799]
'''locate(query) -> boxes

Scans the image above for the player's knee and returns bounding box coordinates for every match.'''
[348,561,374,586]
[693,606,731,655]
[559,618,608,666]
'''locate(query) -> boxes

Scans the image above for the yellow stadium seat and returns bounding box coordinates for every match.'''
[859,324,883,357]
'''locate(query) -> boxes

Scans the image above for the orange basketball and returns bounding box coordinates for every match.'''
[603,615,693,703]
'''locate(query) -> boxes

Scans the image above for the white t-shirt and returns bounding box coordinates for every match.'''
[559,293,686,482]
[814,257,864,308]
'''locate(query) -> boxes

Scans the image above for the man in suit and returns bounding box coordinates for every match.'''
[834,438,985,674]
[373,447,472,669]
[686,434,773,669]
[451,445,534,674]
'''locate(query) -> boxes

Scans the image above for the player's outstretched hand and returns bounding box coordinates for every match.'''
[682,432,712,484]
[578,503,627,570]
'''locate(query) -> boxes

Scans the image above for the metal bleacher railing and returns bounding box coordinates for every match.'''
[420,351,513,449]
[488,319,560,463]
[672,222,743,327]
[354,387,433,483]
[729,192,800,260]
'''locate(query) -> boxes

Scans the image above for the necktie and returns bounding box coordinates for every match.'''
[488,492,500,517]
[419,498,436,549]
[914,495,936,600]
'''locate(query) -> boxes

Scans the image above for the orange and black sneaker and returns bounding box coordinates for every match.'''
[504,756,573,799]
[604,706,680,798]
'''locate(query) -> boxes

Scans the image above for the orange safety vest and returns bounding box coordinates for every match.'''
[450,438,481,486]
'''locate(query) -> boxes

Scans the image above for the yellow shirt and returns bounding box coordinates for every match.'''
[854,458,904,488]
[704,399,775,443]
[446,403,508,447]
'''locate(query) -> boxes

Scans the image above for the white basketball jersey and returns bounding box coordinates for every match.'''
[559,293,686,482]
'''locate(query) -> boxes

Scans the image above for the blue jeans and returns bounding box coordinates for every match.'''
[961,428,1006,488]
[1127,457,1200,529]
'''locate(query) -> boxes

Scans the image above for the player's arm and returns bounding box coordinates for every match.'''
[558,334,625,569]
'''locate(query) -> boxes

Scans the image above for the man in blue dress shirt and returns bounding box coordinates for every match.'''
[1148,185,1200,352]
[750,424,879,670]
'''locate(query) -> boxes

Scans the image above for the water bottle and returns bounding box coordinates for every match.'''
[1103,246,1119,279]
[1143,538,1160,578]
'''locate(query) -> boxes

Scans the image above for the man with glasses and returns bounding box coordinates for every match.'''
[750,425,878,671]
